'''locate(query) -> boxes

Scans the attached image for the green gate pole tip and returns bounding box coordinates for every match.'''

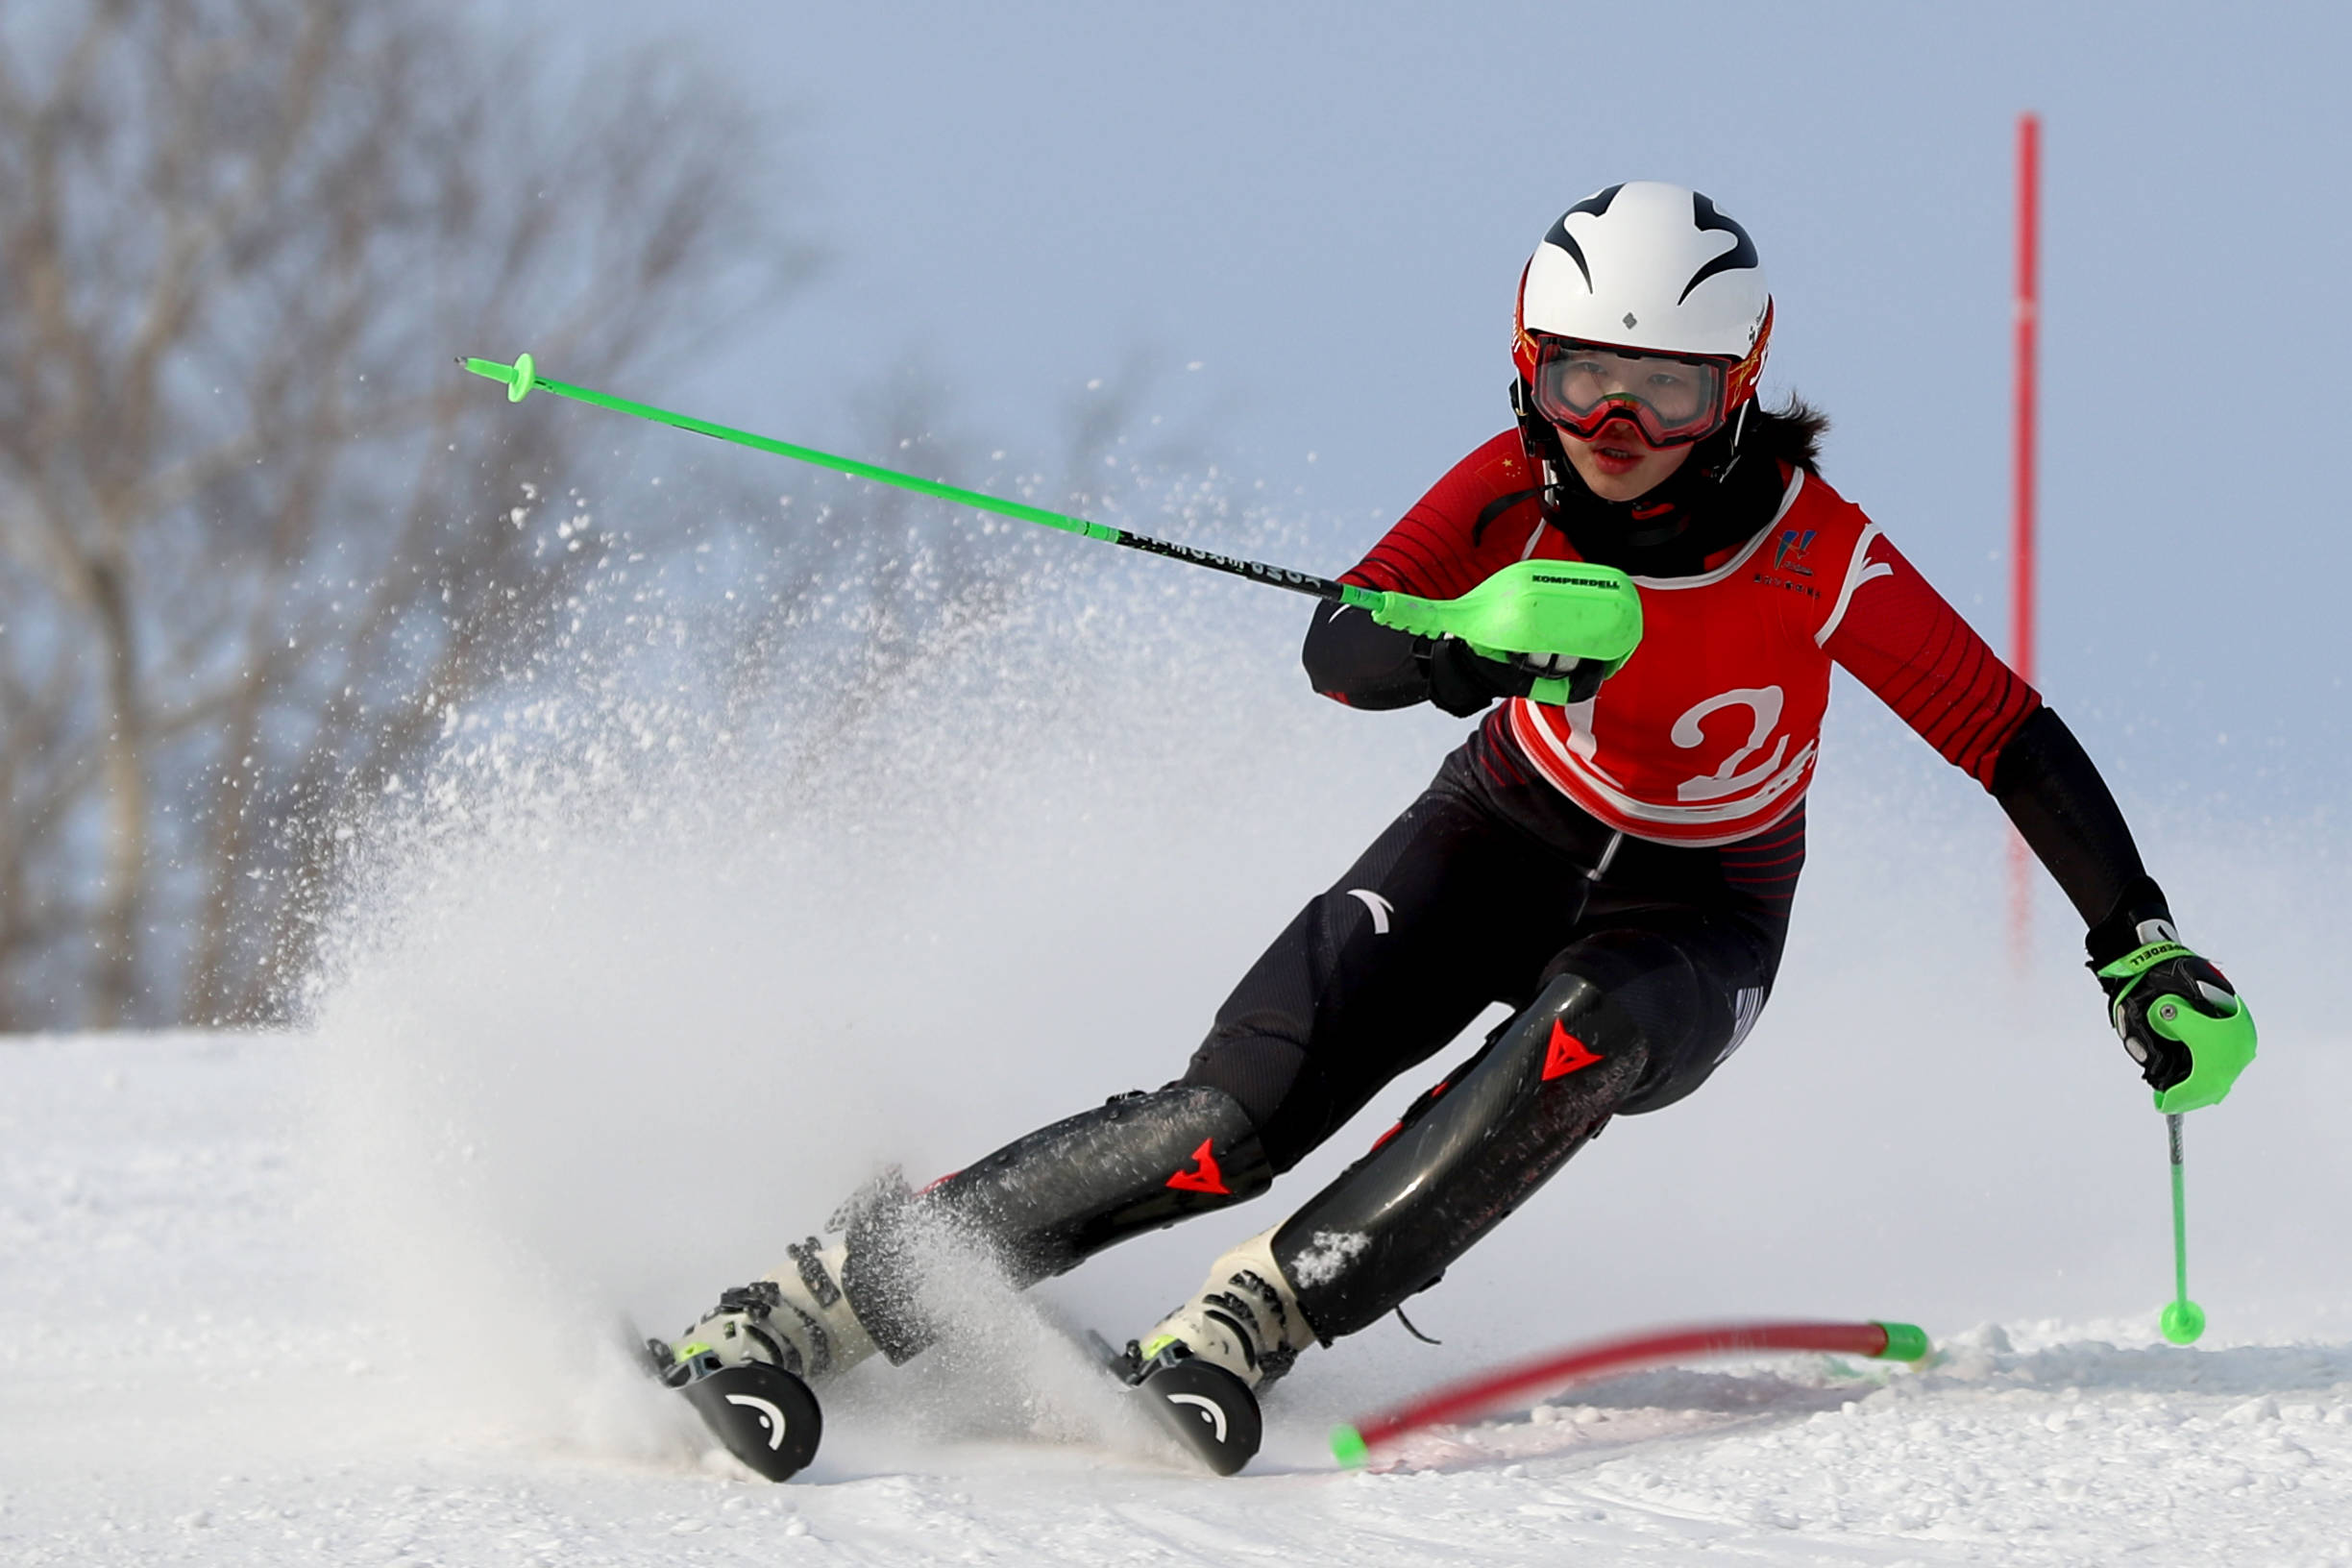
[1871,1322,1932,1362]
[1330,1424,1370,1468]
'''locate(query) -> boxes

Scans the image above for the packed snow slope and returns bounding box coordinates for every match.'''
[7,552,2349,1565]
[5,1035,2352,1567]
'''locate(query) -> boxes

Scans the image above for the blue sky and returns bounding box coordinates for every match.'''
[533,0,2349,812]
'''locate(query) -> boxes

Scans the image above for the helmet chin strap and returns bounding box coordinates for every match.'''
[1706,401,1753,485]
[1507,377,1562,488]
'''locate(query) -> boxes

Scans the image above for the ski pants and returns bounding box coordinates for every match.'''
[1184,723,1796,1172]
[859,721,1801,1359]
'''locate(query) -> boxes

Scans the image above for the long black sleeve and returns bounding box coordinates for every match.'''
[1990,705,2172,958]
[1302,600,1431,709]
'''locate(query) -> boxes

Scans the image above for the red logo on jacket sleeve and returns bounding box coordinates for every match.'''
[1541,1020,1603,1080]
[1164,1139,1230,1195]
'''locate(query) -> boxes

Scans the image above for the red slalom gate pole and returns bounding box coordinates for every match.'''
[1330,1318,1932,1466]
[2007,111,2041,971]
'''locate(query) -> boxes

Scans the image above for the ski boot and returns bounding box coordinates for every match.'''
[654,1086,1270,1479]
[649,1234,880,1481]
[1116,1227,1315,1475]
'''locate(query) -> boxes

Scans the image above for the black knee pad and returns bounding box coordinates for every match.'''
[1183,1030,1354,1173]
[1541,929,1707,1046]
[1544,925,1759,1115]
[1182,1032,1308,1141]
[1268,970,1649,1342]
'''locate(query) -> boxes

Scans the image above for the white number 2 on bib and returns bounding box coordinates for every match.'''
[1672,686,1787,803]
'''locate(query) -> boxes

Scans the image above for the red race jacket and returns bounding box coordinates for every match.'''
[1346,432,2041,847]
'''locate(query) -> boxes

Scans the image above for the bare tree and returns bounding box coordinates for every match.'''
[0,0,802,1026]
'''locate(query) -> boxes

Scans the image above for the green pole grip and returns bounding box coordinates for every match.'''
[2147,993,2257,1114]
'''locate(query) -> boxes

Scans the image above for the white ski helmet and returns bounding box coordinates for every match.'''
[1512,182,1773,448]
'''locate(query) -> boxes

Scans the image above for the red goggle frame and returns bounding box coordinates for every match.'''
[1525,333,1737,449]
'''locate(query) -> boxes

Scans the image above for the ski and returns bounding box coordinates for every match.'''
[1096,1334,1263,1476]
[1134,1354,1262,1476]
[647,1335,824,1482]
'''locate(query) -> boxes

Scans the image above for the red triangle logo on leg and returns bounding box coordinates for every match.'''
[1542,1019,1603,1081]
[1165,1138,1229,1195]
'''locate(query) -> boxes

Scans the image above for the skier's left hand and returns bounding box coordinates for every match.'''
[1507,648,1609,705]
[2091,927,2256,1113]
[1424,638,1605,716]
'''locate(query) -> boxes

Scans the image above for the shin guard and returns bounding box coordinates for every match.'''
[1269,971,1648,1342]
[844,1084,1270,1362]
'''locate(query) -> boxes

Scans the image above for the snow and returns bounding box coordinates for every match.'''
[5,565,2347,1565]
[7,1032,2350,1567]
[1287,1230,1371,1286]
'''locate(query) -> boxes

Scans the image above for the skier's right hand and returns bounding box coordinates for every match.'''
[1424,638,1605,716]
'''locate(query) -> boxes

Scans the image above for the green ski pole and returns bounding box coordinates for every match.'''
[458,353,1643,697]
[2159,1112,2205,1344]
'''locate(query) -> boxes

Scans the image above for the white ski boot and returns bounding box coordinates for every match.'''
[648,1236,885,1482]
[660,1235,881,1385]
[1120,1227,1316,1474]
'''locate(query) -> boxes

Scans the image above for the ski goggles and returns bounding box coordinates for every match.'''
[1526,333,1736,449]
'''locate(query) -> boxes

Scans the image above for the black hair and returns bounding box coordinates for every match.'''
[1739,393,1829,476]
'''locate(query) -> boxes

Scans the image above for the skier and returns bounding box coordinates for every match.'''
[656,181,2256,1475]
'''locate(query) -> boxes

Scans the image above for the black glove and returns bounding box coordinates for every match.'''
[2086,899,2255,1108]
[1422,638,1605,718]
